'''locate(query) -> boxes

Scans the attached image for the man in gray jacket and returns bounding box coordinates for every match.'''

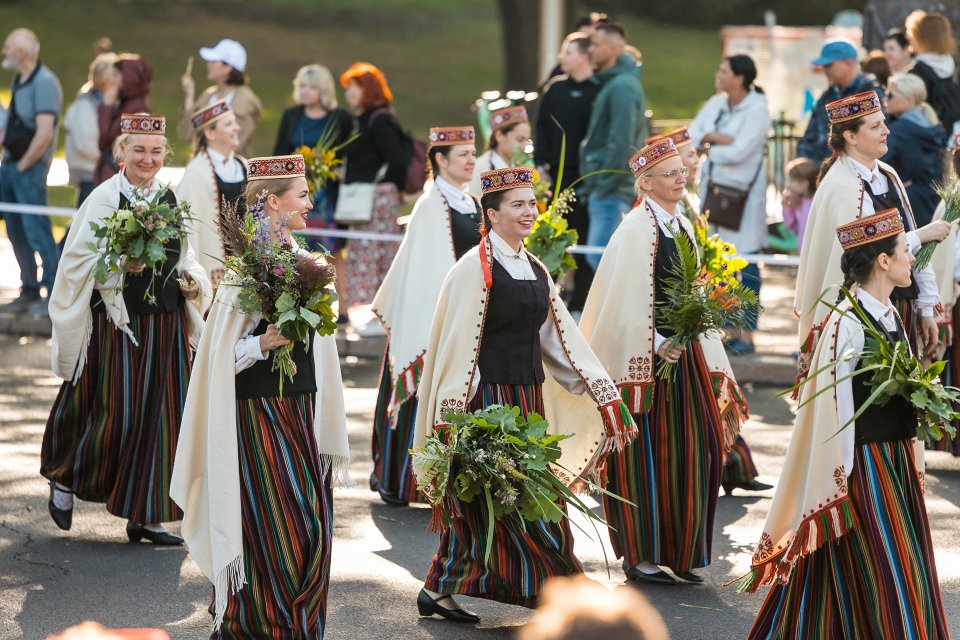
[579,22,648,271]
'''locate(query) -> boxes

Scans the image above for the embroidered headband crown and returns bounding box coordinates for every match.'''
[191,101,231,131]
[629,138,678,177]
[645,127,691,148]
[247,155,306,182]
[826,90,882,125]
[428,126,476,147]
[836,208,904,250]
[480,166,534,194]
[489,105,528,132]
[120,113,166,136]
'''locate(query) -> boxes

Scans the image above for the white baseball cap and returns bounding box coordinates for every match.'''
[199,39,247,73]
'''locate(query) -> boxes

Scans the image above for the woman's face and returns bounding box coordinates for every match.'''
[882,233,914,288]
[205,60,231,83]
[640,154,687,205]
[205,111,240,150]
[121,134,166,186]
[267,176,312,234]
[714,60,743,94]
[297,81,323,109]
[883,39,912,72]
[844,111,889,161]
[494,122,532,157]
[678,145,701,183]
[344,80,363,111]
[437,144,477,185]
[488,186,538,242]
[883,82,915,116]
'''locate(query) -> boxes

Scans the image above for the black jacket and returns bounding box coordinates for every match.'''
[272,105,355,155]
[534,73,600,185]
[341,106,408,189]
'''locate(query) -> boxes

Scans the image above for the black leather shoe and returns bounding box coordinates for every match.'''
[625,565,675,585]
[378,486,409,507]
[417,588,480,623]
[126,522,184,545]
[673,570,705,583]
[369,472,379,492]
[47,482,73,531]
[723,479,774,496]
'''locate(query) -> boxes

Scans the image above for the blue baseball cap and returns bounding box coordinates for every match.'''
[811,39,858,66]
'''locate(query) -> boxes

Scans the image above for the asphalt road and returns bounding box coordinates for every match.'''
[1,334,958,639]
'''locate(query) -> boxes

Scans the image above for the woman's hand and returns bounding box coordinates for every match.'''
[916,220,952,244]
[259,324,291,354]
[121,256,146,274]
[178,272,200,301]
[701,132,734,146]
[656,339,684,364]
[920,315,939,358]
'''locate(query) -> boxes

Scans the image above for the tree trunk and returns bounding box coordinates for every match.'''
[497,0,543,92]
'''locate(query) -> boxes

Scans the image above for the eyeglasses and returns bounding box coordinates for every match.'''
[647,167,690,181]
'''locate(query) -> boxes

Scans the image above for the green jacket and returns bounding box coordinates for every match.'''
[579,53,648,202]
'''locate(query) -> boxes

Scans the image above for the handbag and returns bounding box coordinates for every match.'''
[699,110,764,231]
[2,92,36,161]
[333,159,386,224]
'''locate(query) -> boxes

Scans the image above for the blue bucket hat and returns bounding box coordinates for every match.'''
[811,39,858,66]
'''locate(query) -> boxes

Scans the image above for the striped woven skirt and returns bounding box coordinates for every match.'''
[603,341,724,571]
[213,393,333,640]
[423,383,583,608]
[40,308,190,523]
[929,304,960,456]
[723,435,759,485]
[371,345,420,503]
[749,438,948,639]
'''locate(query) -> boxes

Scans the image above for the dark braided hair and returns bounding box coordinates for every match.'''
[488,121,522,153]
[839,234,900,289]
[479,189,509,233]
[816,118,869,186]
[427,146,454,179]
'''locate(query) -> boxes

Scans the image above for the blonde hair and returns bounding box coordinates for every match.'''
[889,72,940,125]
[906,10,958,55]
[293,64,338,110]
[88,52,119,87]
[112,132,173,166]
[244,177,298,210]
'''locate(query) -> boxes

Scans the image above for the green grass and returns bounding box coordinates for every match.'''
[0,1,718,163]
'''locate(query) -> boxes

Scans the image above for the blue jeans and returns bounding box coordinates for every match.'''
[739,262,761,331]
[0,160,58,298]
[585,194,631,271]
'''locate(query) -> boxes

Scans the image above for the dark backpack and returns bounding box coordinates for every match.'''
[910,61,960,131]
[371,108,427,195]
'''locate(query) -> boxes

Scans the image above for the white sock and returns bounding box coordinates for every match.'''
[142,523,166,533]
[52,484,74,511]
[635,561,663,575]
[424,588,460,610]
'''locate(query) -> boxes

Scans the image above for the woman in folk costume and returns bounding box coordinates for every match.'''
[648,127,770,497]
[171,155,350,639]
[744,208,949,638]
[176,101,247,288]
[369,126,480,506]
[795,90,951,382]
[468,105,531,195]
[414,166,637,622]
[42,114,211,544]
[579,138,748,585]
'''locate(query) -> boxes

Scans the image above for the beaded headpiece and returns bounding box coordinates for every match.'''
[489,105,528,132]
[645,127,692,149]
[120,113,166,136]
[826,91,882,125]
[246,155,306,182]
[836,208,904,250]
[191,101,231,131]
[428,126,476,147]
[479,166,534,194]
[629,138,678,177]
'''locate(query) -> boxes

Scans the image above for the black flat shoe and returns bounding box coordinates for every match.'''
[378,486,409,507]
[723,479,774,496]
[673,570,705,583]
[126,522,183,545]
[47,482,73,531]
[417,588,480,623]
[624,565,675,585]
[369,472,379,492]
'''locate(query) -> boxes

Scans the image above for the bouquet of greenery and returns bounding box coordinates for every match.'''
[219,191,339,394]
[411,404,624,566]
[693,212,748,286]
[656,231,761,379]
[913,179,960,271]
[87,187,193,305]
[786,287,960,443]
[296,121,356,197]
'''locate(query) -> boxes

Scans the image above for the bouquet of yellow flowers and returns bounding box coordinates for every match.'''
[296,120,356,196]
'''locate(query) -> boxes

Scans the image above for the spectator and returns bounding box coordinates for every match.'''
[0,28,62,316]
[338,62,408,320]
[64,54,118,205]
[579,21,648,271]
[468,104,530,195]
[906,10,960,135]
[689,54,770,355]
[540,12,608,84]
[535,31,599,312]
[883,73,947,226]
[862,49,891,87]
[883,27,914,74]
[93,54,151,185]
[91,36,112,58]
[179,39,262,158]
[517,576,669,640]
[781,157,819,253]
[797,39,882,160]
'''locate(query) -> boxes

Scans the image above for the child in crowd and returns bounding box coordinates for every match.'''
[781,157,819,254]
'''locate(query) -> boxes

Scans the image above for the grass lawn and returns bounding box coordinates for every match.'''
[0,1,719,164]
